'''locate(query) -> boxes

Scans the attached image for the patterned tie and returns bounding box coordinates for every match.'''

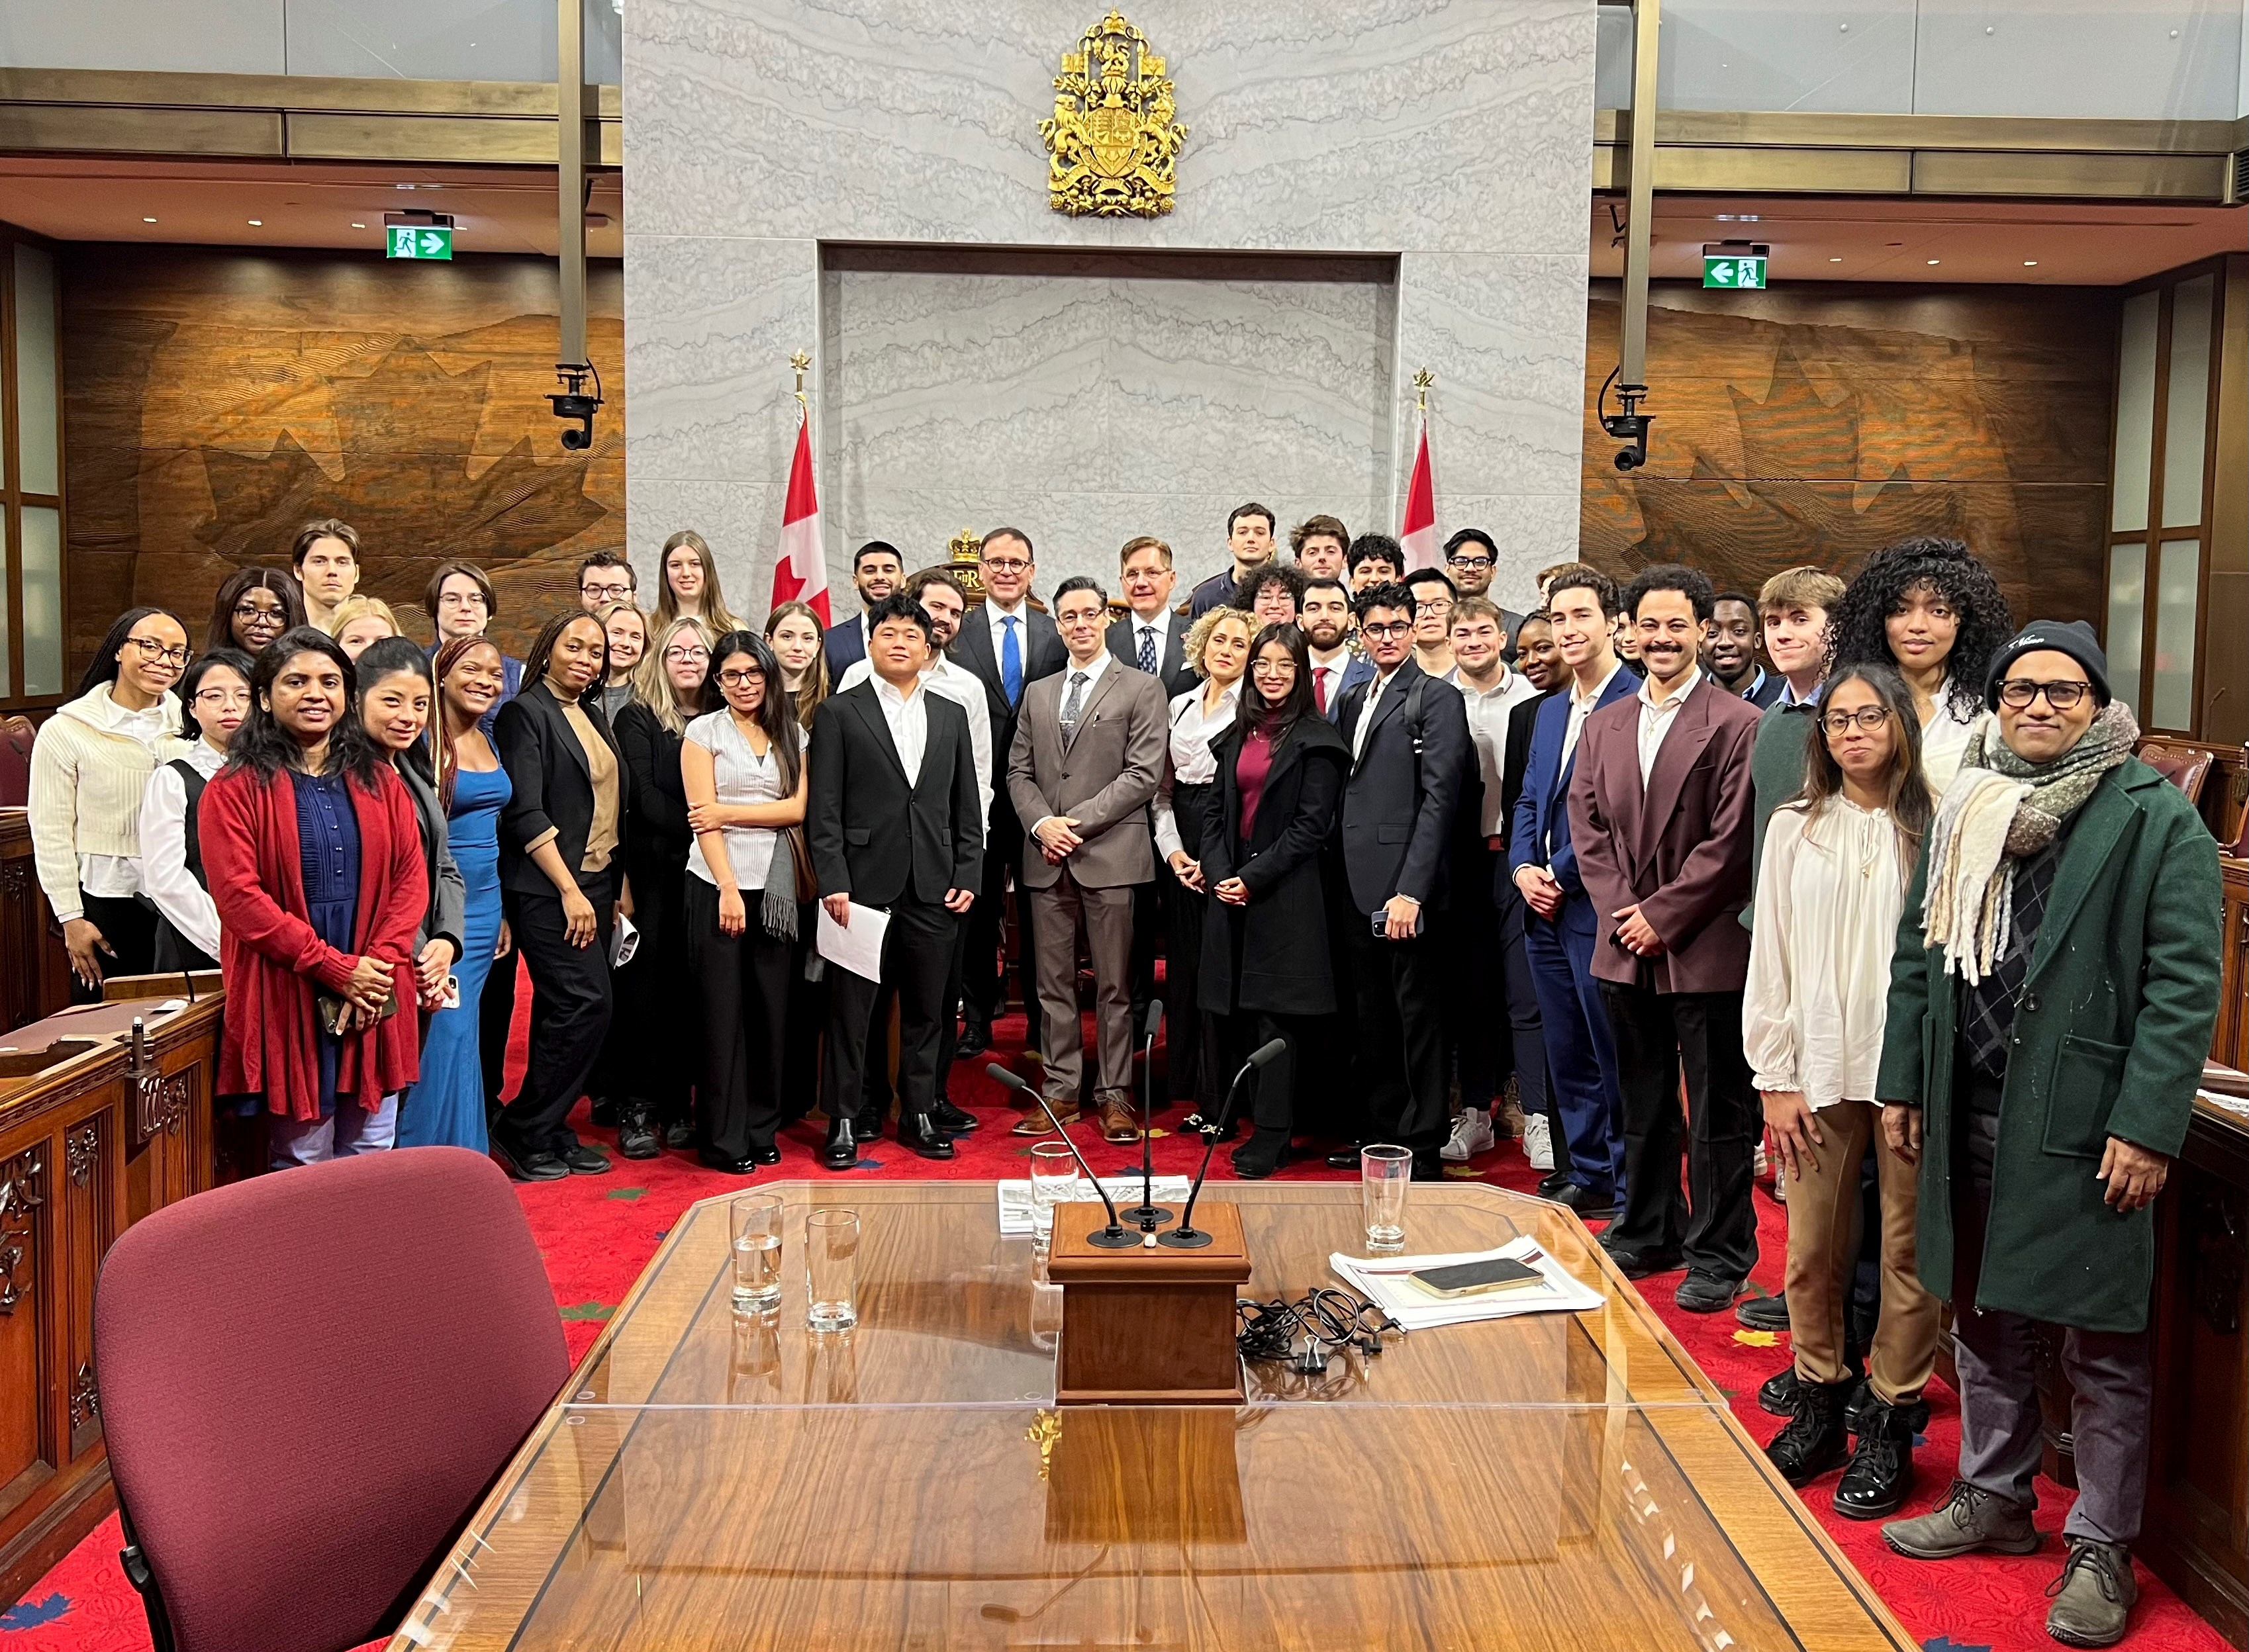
[1314,665,1329,715]
[1059,670,1086,747]
[1137,623,1157,675]
[1000,614,1022,707]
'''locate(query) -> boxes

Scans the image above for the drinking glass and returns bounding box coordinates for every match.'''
[1361,1144,1412,1254]
[806,1208,861,1332]
[728,1193,785,1310]
[1028,1142,1077,1238]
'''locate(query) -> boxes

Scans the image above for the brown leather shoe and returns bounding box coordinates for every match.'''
[1012,1105,1080,1136]
[1096,1094,1141,1144]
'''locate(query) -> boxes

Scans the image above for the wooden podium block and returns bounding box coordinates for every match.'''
[1045,1201,1251,1406]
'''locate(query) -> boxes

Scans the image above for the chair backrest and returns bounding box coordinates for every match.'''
[93,1147,569,1652]
[0,715,35,807]
[2136,738,2215,807]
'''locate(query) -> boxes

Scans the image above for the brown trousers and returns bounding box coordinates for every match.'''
[1781,1099,1940,1404]
[1028,870,1135,1106]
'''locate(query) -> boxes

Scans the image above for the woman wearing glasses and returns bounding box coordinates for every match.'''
[1744,663,1938,1517]
[28,608,193,997]
[205,567,306,657]
[140,647,256,974]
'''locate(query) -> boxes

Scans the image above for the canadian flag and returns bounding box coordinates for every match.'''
[1399,412,1439,571]
[771,412,831,623]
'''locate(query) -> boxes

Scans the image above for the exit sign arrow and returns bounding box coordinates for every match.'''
[387,224,454,261]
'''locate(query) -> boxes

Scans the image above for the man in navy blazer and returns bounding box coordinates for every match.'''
[823,540,906,676]
[1301,576,1374,723]
[1509,565,1637,1218]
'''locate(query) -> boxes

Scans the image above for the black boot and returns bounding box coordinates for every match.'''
[897,1111,955,1162]
[1833,1396,1917,1520]
[1230,1128,1290,1180]
[1758,1365,1801,1418]
[1764,1375,1852,1488]
[615,1102,659,1161]
[822,1116,859,1171]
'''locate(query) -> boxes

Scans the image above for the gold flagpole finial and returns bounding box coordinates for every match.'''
[790,349,812,414]
[1412,367,1434,415]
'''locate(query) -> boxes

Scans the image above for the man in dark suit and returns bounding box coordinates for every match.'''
[1301,575,1373,722]
[1496,609,1565,1186]
[1441,528,1528,665]
[823,539,905,677]
[1107,535,1195,694]
[808,592,984,1170]
[1571,566,1763,1314]
[1706,590,1785,707]
[946,527,1066,1055]
[1330,582,1472,1177]
[1509,566,1637,1218]
[1184,502,1278,620]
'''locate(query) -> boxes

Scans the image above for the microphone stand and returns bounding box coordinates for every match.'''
[1159,1043,1269,1250]
[1124,999,1170,1228]
[984,1064,1139,1250]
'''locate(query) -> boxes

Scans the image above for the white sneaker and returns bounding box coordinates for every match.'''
[1442,1109,1496,1163]
[1522,1112,1555,1172]
[1754,1141,1769,1179]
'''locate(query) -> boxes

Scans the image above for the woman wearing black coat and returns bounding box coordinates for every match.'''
[1196,623,1350,1178]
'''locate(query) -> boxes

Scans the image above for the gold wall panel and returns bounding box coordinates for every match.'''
[1910,150,2229,200]
[0,105,281,157]
[284,111,614,167]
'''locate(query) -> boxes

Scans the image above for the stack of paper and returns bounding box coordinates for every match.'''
[994,1177,1194,1237]
[1330,1236,1604,1329]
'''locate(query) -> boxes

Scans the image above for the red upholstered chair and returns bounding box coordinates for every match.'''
[93,1147,569,1652]
[0,714,35,807]
[2134,737,2214,807]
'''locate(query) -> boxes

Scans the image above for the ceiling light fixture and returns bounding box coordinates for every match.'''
[1926,258,1940,265]
[352,222,367,228]
[142,216,157,223]
[1829,256,1842,262]
[2023,259,2038,267]
[248,218,263,226]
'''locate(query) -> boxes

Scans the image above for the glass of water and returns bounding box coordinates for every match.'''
[728,1193,785,1310]
[806,1208,861,1332]
[1028,1141,1077,1239]
[1361,1144,1412,1254]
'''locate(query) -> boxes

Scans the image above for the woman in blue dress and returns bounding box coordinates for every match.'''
[396,635,513,1150]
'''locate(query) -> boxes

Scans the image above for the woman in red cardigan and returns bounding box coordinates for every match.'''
[201,627,428,1168]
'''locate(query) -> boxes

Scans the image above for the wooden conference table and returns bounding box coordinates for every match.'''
[387,1181,1916,1652]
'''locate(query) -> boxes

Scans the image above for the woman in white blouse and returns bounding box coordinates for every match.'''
[681,629,807,1175]
[140,647,256,973]
[1744,662,1939,1520]
[1155,606,1253,1130]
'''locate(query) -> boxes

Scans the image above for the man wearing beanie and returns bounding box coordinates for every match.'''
[1875,620,2221,1647]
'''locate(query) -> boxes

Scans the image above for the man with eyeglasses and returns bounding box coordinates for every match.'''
[1404,567,1457,680]
[1327,582,1472,1179]
[576,551,638,612]
[1441,529,1526,664]
[1877,621,2220,1649]
[1106,535,1192,694]
[422,562,524,737]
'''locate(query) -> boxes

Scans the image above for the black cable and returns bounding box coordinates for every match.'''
[1235,1287,1403,1366]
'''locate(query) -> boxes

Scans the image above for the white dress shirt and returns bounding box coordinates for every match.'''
[1558,661,1625,775]
[1053,647,1112,730]
[1153,682,1239,861]
[1743,800,1911,1109]
[1636,665,1701,786]
[1445,665,1540,838]
[136,738,226,961]
[1351,667,1401,761]
[839,654,992,822]
[983,596,1032,663]
[1917,684,1980,794]
[1124,608,1172,674]
[871,673,929,785]
[1309,645,1350,715]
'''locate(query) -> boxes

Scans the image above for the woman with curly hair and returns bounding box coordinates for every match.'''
[1825,537,2013,792]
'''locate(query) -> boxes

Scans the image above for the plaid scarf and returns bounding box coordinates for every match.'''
[1921,701,2138,985]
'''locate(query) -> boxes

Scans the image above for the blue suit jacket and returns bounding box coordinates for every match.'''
[1319,652,1376,724]
[824,615,867,676]
[1507,667,1637,902]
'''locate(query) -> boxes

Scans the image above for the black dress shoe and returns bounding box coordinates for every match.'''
[1833,1397,1917,1520]
[1737,1291,1790,1330]
[1764,1375,1854,1487]
[1548,1181,1619,1220]
[590,1096,617,1128]
[822,1119,859,1171]
[853,1109,886,1143]
[1537,1170,1574,1197]
[930,1099,979,1134]
[1410,1158,1445,1182]
[559,1144,612,1175]
[750,1144,782,1167]
[616,1107,659,1161]
[1607,1248,1684,1280]
[698,1148,757,1173]
[896,1112,955,1161]
[1324,1140,1366,1170]
[955,1022,990,1059]
[663,1119,696,1150]
[491,1138,569,1182]
[1758,1365,1801,1418]
[1230,1129,1290,1179]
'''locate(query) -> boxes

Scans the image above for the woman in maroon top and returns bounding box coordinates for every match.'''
[1194,623,1351,1177]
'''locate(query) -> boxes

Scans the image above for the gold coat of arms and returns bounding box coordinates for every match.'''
[1039,9,1188,218]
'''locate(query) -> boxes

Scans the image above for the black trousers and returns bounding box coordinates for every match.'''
[964,814,1035,1031]
[824,898,955,1126]
[73,890,158,1002]
[1347,921,1449,1161]
[1444,847,1511,1111]
[685,878,791,1157]
[933,919,970,1103]
[496,882,614,1157]
[480,933,520,1113]
[1162,780,1218,1108]
[593,866,693,1124]
[1239,1010,1317,1136]
[1598,982,1759,1281]
[780,935,824,1125]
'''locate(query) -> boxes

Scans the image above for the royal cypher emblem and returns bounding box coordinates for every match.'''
[1039,9,1188,218]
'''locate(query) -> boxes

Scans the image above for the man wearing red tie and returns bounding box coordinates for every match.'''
[1302,576,1370,723]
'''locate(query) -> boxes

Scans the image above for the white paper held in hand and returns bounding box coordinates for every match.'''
[816,899,890,981]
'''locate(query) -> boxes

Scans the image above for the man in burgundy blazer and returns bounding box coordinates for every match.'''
[1568,564,1764,1314]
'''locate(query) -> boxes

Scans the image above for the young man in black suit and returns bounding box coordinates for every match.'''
[808,593,984,1169]
[1330,582,1472,1178]
[947,528,1065,1056]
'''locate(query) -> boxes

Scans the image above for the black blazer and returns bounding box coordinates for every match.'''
[612,700,691,894]
[1333,659,1472,916]
[496,680,626,899]
[1105,612,1196,698]
[1197,714,1350,1018]
[395,756,467,961]
[949,604,1065,829]
[806,681,983,908]
[1500,687,1560,837]
[824,615,867,677]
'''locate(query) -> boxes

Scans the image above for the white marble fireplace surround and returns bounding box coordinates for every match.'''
[624,0,1596,608]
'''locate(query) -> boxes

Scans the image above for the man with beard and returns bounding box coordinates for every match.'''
[826,540,907,675]
[1301,576,1371,722]
[1441,528,1526,663]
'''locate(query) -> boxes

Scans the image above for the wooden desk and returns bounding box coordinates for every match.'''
[389,1182,1917,1652]
[0,809,72,1036]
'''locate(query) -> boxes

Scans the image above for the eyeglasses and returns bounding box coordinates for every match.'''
[981,558,1030,575]
[664,645,710,664]
[193,684,252,706]
[1413,598,1453,616]
[581,581,632,602]
[1360,620,1412,640]
[1446,554,1494,572]
[1997,678,2091,711]
[1820,706,1893,735]
[718,668,766,688]
[436,590,488,610]
[1249,660,1296,675]
[233,600,284,619]
[126,636,192,667]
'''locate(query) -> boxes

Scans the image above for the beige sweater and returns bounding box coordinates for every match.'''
[26,682,185,921]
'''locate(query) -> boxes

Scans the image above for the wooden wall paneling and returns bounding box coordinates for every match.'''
[0,813,72,1036]
[1582,281,2119,620]
[0,1123,56,1555]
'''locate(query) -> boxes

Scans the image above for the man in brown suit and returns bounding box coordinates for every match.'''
[1568,564,1764,1314]
[1007,576,1169,1141]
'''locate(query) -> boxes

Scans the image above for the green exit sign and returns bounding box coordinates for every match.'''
[388,224,453,260]
[1703,253,1768,289]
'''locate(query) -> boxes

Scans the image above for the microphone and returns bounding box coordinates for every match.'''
[1124,999,1169,1228]
[984,1064,1138,1250]
[1161,1037,1286,1250]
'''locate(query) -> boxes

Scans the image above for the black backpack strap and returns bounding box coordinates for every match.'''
[169,758,209,888]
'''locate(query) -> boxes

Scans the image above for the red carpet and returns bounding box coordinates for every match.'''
[3,997,2230,1652]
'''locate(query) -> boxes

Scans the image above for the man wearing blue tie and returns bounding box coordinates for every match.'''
[1509,563,1636,1218]
[947,528,1065,1056]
